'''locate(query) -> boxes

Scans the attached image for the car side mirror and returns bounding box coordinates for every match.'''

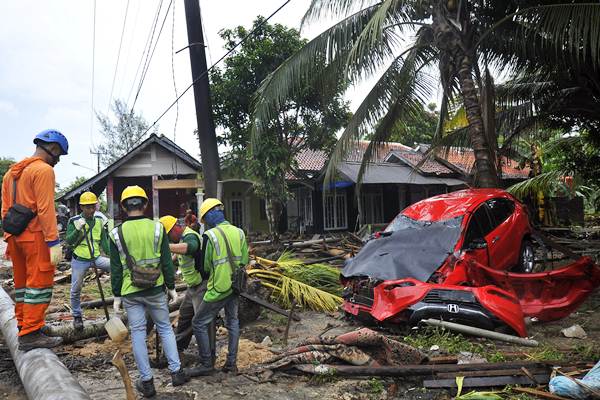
[466,238,487,250]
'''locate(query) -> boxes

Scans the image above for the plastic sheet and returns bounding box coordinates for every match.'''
[342,216,462,282]
[549,360,600,399]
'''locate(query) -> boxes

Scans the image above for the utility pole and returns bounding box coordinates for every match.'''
[184,0,220,197]
[90,150,102,173]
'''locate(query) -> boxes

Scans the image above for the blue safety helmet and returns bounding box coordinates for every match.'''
[33,129,69,155]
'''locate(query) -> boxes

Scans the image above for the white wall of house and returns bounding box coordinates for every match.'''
[114,144,197,177]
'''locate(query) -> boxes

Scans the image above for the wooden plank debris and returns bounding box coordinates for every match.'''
[423,374,550,388]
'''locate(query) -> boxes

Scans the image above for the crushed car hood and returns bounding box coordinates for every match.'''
[342,217,462,282]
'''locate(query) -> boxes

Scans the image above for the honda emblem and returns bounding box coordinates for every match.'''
[447,304,460,314]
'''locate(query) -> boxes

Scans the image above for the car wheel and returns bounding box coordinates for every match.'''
[516,239,535,273]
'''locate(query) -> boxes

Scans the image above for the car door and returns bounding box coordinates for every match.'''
[462,204,495,267]
[485,198,518,270]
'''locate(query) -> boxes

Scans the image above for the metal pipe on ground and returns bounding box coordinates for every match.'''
[0,287,91,400]
[422,319,539,347]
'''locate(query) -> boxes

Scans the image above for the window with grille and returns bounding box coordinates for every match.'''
[229,199,244,228]
[324,192,347,230]
[298,189,313,227]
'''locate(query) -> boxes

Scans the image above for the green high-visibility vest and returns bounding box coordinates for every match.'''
[72,215,104,259]
[203,223,246,302]
[110,219,165,296]
[178,227,202,287]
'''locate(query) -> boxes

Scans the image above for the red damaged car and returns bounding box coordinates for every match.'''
[342,189,600,337]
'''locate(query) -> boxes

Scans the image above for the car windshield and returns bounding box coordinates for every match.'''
[385,214,463,234]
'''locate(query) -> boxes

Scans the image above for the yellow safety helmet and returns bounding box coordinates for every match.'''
[120,185,148,203]
[199,198,223,222]
[159,215,178,234]
[79,191,98,205]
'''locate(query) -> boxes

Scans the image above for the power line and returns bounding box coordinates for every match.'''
[170,0,178,141]
[117,0,141,99]
[126,0,163,106]
[89,0,97,147]
[107,0,131,114]
[137,0,293,143]
[131,0,174,113]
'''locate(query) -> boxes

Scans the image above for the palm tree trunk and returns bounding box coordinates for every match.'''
[431,0,500,188]
[457,54,500,188]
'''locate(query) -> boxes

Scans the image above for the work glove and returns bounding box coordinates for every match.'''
[113,297,122,315]
[49,244,63,266]
[73,218,86,231]
[168,289,179,305]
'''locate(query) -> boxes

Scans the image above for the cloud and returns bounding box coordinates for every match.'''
[0,100,18,117]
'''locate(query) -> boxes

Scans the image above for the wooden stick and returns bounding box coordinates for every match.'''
[511,387,569,400]
[283,299,296,346]
[240,292,301,321]
[112,349,136,400]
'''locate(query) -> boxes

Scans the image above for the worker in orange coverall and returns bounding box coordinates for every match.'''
[1,129,69,351]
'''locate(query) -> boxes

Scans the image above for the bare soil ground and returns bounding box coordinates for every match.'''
[1,239,600,400]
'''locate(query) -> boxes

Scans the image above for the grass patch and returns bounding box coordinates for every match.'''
[572,343,600,360]
[404,326,484,354]
[308,368,339,385]
[524,345,564,362]
[367,378,384,394]
[404,327,512,363]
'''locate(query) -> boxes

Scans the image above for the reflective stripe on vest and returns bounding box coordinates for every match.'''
[110,219,165,295]
[178,227,202,287]
[72,216,103,259]
[203,223,246,302]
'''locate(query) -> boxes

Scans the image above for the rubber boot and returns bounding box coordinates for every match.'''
[221,363,238,374]
[187,362,215,377]
[171,369,190,386]
[73,316,84,331]
[135,378,156,398]
[18,330,63,351]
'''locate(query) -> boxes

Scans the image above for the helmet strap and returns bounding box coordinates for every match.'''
[38,143,60,165]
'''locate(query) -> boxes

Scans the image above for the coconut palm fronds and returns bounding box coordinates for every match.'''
[247,269,343,312]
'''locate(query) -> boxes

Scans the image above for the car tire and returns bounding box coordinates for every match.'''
[516,239,535,273]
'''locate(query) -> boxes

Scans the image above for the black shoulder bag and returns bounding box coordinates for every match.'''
[117,225,161,288]
[2,179,37,236]
[214,226,247,295]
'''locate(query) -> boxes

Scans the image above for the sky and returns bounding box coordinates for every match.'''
[0,0,387,187]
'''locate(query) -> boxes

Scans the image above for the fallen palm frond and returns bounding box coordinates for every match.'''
[247,269,342,312]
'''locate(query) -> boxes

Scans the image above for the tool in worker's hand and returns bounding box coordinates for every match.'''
[82,226,110,321]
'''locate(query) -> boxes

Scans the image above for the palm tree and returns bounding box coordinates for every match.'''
[251,1,600,189]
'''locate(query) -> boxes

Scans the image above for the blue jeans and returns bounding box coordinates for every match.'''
[70,256,110,318]
[123,292,181,381]
[192,294,239,367]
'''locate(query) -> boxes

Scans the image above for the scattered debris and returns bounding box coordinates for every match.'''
[561,324,588,339]
[261,336,272,347]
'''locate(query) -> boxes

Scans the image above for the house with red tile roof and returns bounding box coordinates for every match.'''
[285,141,528,233]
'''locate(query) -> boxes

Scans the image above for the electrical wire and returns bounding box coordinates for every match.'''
[126,0,163,106]
[131,0,174,113]
[107,0,130,114]
[170,0,179,142]
[89,0,97,147]
[117,0,141,99]
[136,0,294,143]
